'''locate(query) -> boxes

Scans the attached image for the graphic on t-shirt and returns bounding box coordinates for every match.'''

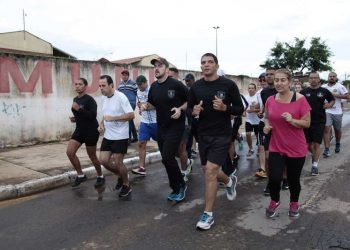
[168,90,175,99]
[216,90,226,100]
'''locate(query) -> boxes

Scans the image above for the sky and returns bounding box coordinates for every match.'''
[0,0,349,80]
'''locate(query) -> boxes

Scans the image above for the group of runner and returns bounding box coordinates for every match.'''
[66,52,349,230]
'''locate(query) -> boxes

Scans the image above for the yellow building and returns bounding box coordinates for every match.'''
[0,30,76,59]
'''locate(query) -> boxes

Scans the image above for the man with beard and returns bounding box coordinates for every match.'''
[300,72,334,175]
[188,53,243,230]
[321,72,349,156]
[142,58,188,202]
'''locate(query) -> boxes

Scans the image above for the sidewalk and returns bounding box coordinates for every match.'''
[0,139,160,201]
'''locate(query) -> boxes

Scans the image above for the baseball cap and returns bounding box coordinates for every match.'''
[121,69,129,75]
[258,73,266,78]
[150,57,169,68]
[136,75,147,84]
[184,73,195,81]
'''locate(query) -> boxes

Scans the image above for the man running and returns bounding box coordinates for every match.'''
[300,72,334,175]
[188,53,243,230]
[321,72,349,156]
[144,57,188,202]
[132,75,157,176]
[98,75,134,197]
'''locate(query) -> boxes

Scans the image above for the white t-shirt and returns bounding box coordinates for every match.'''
[102,90,134,140]
[321,82,348,115]
[137,86,157,124]
[245,93,261,125]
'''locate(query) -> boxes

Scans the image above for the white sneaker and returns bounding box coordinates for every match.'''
[196,212,214,230]
[226,176,237,201]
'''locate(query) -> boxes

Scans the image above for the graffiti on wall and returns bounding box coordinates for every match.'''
[1,102,26,117]
[0,57,155,95]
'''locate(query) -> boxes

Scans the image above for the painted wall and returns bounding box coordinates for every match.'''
[0,53,256,148]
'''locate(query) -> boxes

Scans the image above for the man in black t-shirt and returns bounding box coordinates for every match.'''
[188,53,244,230]
[300,72,335,175]
[144,57,188,203]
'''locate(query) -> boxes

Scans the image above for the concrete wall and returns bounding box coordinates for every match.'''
[0,53,257,148]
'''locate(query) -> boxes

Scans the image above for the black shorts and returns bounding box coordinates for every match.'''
[181,126,191,144]
[100,138,129,154]
[198,135,231,166]
[232,116,242,141]
[304,123,325,144]
[71,128,99,146]
[245,122,259,134]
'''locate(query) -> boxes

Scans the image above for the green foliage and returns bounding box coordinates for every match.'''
[261,37,333,75]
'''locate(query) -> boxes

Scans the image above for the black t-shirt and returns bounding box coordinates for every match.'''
[188,76,244,136]
[300,87,334,124]
[260,87,277,106]
[71,94,99,130]
[148,77,188,130]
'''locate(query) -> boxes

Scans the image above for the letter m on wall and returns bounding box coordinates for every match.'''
[0,57,52,94]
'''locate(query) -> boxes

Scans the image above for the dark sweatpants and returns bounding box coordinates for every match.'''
[157,127,185,193]
[268,152,305,203]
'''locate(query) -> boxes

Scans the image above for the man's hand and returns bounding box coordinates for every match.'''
[170,107,182,119]
[98,125,104,134]
[72,102,80,111]
[213,95,227,111]
[323,103,333,109]
[192,100,204,116]
[263,124,273,134]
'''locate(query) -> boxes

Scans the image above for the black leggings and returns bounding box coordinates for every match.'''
[268,152,305,203]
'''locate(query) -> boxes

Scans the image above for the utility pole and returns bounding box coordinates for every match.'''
[213,26,220,57]
[23,9,27,40]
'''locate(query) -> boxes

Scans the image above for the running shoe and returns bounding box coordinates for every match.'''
[186,159,194,176]
[226,176,237,201]
[255,169,267,178]
[311,166,319,176]
[281,179,289,190]
[182,172,188,182]
[94,176,105,188]
[323,148,331,158]
[335,143,341,153]
[246,149,254,157]
[190,149,198,158]
[119,185,132,197]
[115,177,123,190]
[196,212,214,230]
[266,200,280,218]
[172,184,187,202]
[288,202,300,218]
[132,167,147,176]
[167,191,177,201]
[264,186,270,196]
[71,175,87,187]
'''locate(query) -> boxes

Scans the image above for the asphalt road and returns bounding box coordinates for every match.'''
[1,129,350,250]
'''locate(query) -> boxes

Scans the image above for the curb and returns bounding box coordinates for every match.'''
[0,151,161,201]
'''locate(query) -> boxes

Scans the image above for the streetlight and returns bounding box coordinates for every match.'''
[213,26,220,57]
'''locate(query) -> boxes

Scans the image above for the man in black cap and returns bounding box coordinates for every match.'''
[142,57,188,202]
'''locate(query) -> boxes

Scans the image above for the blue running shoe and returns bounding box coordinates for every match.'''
[167,191,177,201]
[172,184,187,202]
[196,212,214,230]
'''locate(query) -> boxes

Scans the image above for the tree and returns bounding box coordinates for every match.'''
[261,37,333,75]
